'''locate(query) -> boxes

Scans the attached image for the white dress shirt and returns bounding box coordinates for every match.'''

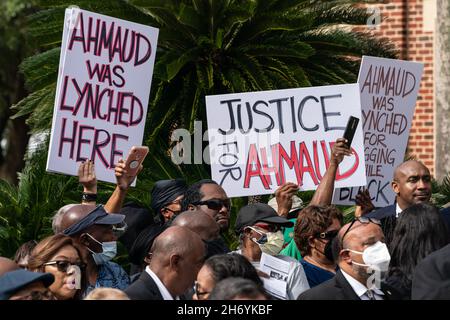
[395,203,403,218]
[145,266,179,300]
[341,270,385,300]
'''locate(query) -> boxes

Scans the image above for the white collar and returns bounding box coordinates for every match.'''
[340,270,384,299]
[395,202,403,218]
[145,266,178,300]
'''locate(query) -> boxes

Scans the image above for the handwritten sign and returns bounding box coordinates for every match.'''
[47,8,159,183]
[206,84,366,198]
[333,56,424,206]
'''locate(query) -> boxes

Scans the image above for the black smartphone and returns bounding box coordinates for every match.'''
[342,116,359,148]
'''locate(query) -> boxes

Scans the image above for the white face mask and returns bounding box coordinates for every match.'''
[346,241,391,272]
[248,227,284,256]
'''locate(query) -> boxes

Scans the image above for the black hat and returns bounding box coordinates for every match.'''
[150,179,187,214]
[0,269,54,300]
[234,203,294,235]
[62,205,125,236]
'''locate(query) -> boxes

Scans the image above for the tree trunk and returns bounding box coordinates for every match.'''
[435,0,450,180]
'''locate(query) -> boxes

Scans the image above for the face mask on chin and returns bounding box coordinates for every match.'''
[346,241,391,273]
[85,233,117,265]
[248,227,284,256]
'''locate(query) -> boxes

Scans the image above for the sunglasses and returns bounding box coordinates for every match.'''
[315,229,339,240]
[253,223,280,233]
[194,281,210,299]
[341,217,381,245]
[192,198,231,211]
[43,260,86,273]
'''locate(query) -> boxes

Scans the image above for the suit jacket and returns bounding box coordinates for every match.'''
[411,243,450,300]
[124,271,164,300]
[297,270,397,300]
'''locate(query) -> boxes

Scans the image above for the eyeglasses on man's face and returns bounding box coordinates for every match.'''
[9,290,56,300]
[315,229,339,240]
[193,198,231,211]
[43,260,86,273]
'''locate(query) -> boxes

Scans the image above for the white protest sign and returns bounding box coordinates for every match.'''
[47,8,159,184]
[333,56,424,206]
[206,84,366,198]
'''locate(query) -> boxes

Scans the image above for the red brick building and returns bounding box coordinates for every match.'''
[368,0,438,175]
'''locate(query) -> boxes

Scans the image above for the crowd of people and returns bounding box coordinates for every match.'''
[1,138,450,300]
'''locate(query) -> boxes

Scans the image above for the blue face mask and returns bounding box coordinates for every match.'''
[86,233,117,265]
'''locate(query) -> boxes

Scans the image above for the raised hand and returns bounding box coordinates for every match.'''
[274,182,299,217]
[78,160,97,194]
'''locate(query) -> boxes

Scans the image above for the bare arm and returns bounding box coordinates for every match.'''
[309,138,352,206]
[104,159,143,213]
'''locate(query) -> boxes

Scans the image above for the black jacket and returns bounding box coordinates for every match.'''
[124,271,164,300]
[411,243,450,300]
[297,270,396,300]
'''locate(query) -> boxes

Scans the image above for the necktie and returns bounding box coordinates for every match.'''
[366,289,376,300]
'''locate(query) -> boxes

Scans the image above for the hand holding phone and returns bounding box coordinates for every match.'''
[124,146,149,176]
[343,116,360,148]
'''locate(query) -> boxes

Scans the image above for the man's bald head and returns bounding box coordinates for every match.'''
[0,257,19,276]
[57,204,97,233]
[148,226,206,297]
[150,226,205,261]
[171,210,220,241]
[392,160,432,209]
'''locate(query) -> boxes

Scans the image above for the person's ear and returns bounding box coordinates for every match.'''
[307,236,316,248]
[144,252,152,265]
[392,180,399,195]
[161,208,170,220]
[340,249,352,264]
[169,254,181,270]
[79,233,91,247]
[187,204,195,211]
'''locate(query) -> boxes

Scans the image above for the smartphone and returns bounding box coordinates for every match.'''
[124,146,149,176]
[342,116,359,148]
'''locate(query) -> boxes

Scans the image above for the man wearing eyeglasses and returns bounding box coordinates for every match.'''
[0,269,55,300]
[233,203,310,300]
[298,217,396,300]
[365,160,450,244]
[182,179,231,234]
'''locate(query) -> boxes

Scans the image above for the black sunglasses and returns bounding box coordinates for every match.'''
[43,260,86,273]
[341,217,381,245]
[315,229,339,240]
[192,198,231,211]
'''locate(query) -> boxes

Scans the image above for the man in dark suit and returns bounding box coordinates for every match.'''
[125,226,205,300]
[298,218,394,300]
[411,243,450,300]
[365,160,450,245]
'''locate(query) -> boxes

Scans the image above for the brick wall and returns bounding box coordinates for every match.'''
[367,0,436,174]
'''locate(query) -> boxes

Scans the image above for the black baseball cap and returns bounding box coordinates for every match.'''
[62,205,125,236]
[0,269,54,300]
[234,203,294,235]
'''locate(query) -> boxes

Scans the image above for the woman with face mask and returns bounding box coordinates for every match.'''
[294,205,343,288]
[233,203,310,300]
[27,234,87,300]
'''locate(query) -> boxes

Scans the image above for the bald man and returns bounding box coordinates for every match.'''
[57,204,130,296]
[366,160,450,244]
[298,219,395,300]
[0,257,19,277]
[125,226,205,300]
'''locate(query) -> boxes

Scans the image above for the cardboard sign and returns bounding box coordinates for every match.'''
[333,56,424,206]
[206,84,367,198]
[47,8,159,184]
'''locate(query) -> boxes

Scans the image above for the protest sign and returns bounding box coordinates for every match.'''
[206,84,366,198]
[47,8,159,184]
[333,56,424,206]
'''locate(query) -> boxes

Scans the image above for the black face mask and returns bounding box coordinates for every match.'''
[323,239,335,262]
[204,238,230,259]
